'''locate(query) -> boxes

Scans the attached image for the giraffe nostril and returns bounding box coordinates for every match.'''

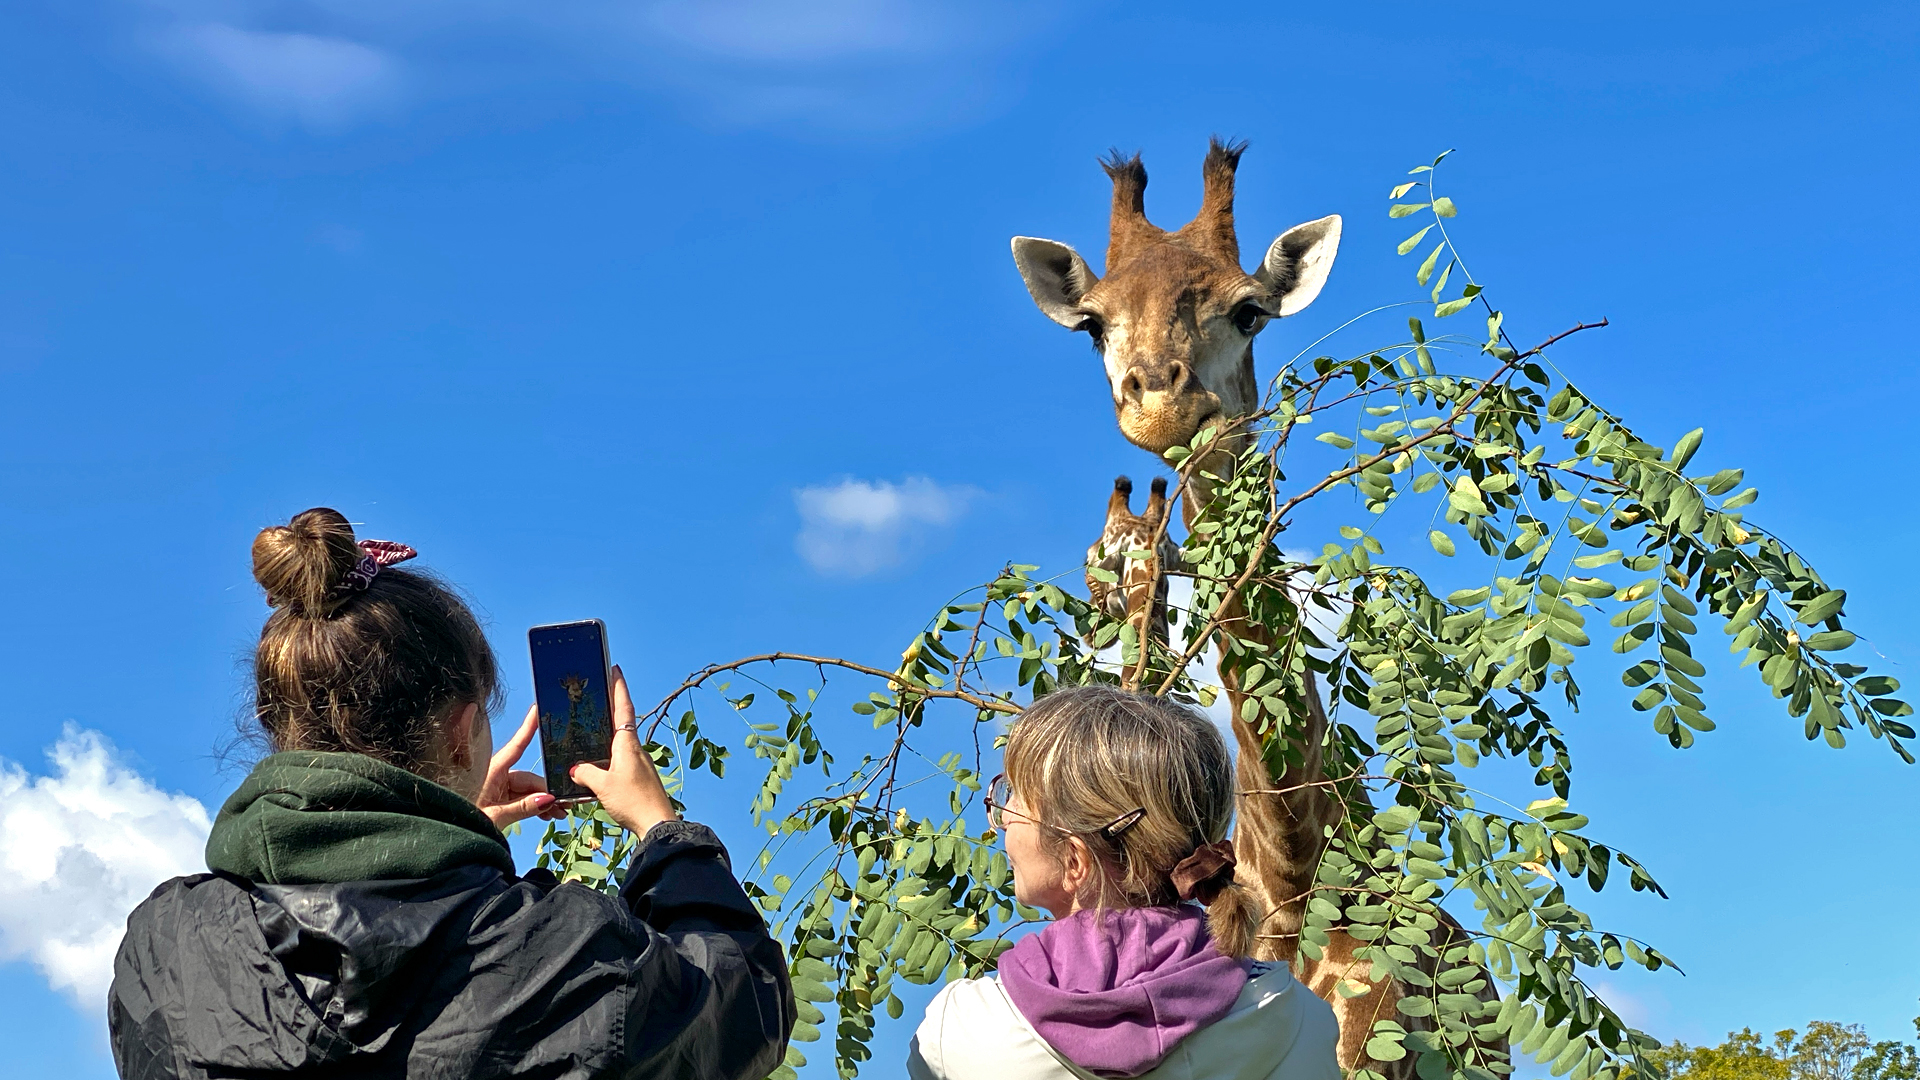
[1120,369,1146,403]
[1167,361,1191,391]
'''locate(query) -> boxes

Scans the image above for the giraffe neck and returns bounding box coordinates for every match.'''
[1218,610,1341,962]
[1173,421,1346,960]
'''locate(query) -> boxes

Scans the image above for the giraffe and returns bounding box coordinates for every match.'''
[1087,475,1181,646]
[1017,140,1499,1077]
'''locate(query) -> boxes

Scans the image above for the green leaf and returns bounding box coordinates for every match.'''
[1670,428,1704,470]
[1398,225,1434,255]
[1448,477,1488,516]
[1433,196,1457,218]
[1417,242,1445,286]
[1796,589,1846,625]
[792,977,834,1002]
[1803,630,1856,651]
[1435,296,1474,317]
[1550,1037,1590,1077]
[1317,432,1356,449]
[1542,811,1590,832]
[1374,805,1419,832]
[1390,203,1431,218]
[1676,706,1716,731]
[1703,468,1744,496]
[1857,675,1901,696]
[1390,182,1420,199]
[1543,617,1590,647]
[1365,1035,1409,1062]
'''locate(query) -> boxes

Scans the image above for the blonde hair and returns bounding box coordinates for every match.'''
[1005,685,1261,957]
[251,508,498,771]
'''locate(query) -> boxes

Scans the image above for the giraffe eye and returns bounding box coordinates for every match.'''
[1076,316,1106,349]
[1231,303,1270,335]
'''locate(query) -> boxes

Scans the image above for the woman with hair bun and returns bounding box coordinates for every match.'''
[109,508,792,1080]
[908,685,1339,1080]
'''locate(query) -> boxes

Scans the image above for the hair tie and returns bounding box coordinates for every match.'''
[1170,839,1237,904]
[328,539,417,602]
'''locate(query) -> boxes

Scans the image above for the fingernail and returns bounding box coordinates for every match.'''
[533,793,555,808]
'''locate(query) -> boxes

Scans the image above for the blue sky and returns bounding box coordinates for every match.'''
[2,1,1917,1075]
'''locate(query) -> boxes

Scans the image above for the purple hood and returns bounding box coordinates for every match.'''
[997,906,1249,1078]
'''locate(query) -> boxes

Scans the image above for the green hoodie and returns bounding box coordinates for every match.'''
[205,751,514,884]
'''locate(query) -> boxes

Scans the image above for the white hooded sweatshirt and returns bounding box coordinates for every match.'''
[907,960,1342,1080]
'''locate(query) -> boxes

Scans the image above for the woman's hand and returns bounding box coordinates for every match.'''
[570,665,679,836]
[476,705,568,830]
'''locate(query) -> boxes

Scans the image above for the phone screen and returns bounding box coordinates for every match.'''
[529,620,613,803]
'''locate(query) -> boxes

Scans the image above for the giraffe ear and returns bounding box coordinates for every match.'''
[1011,237,1100,329]
[1255,214,1342,317]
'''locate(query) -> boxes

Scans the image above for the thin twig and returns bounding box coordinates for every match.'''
[641,652,1019,740]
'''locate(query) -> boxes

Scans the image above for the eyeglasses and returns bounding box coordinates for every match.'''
[984,773,1146,844]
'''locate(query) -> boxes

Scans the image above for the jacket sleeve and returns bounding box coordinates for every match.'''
[109,886,183,1080]
[616,820,794,1080]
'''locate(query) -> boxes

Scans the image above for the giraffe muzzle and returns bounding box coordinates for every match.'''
[1115,361,1223,454]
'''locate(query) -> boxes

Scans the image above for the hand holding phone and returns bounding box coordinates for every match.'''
[529,620,677,833]
[568,666,678,836]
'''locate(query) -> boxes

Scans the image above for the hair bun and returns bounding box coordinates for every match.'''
[252,508,361,616]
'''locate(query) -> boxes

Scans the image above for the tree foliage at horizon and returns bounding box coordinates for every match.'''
[536,152,1915,1080]
[1650,1010,1920,1080]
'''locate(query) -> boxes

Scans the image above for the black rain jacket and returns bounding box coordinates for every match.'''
[109,820,793,1080]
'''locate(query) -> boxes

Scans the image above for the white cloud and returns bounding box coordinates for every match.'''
[125,0,1053,132]
[0,726,211,1012]
[794,476,977,577]
[156,22,401,128]
[644,0,959,62]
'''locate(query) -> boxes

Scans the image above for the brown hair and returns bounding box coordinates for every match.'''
[250,508,498,772]
[1005,685,1262,957]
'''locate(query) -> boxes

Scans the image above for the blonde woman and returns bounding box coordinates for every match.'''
[908,685,1339,1080]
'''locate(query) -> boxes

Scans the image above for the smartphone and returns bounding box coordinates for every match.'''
[529,619,614,805]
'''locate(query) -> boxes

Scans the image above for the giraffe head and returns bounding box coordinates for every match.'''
[1012,139,1341,456]
[1088,474,1181,640]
